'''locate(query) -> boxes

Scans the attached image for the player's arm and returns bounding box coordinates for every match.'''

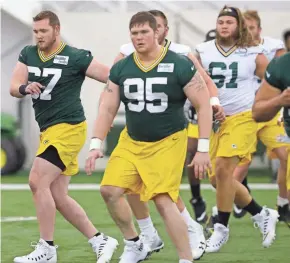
[275,48,287,57]
[184,71,213,140]
[10,61,42,98]
[255,53,269,79]
[252,79,283,122]
[85,59,110,83]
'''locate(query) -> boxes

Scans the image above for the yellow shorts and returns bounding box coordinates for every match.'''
[101,128,187,202]
[209,111,257,177]
[187,123,199,138]
[36,121,87,176]
[287,147,290,190]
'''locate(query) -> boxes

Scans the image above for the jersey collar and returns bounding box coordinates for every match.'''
[38,41,66,62]
[215,40,237,57]
[133,46,168,73]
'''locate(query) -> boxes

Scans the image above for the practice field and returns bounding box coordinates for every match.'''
[1,170,289,263]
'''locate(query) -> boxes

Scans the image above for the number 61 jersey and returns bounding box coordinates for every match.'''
[18,43,93,131]
[196,40,264,116]
[109,47,197,142]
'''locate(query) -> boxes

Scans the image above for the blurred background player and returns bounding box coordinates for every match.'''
[10,11,118,263]
[283,30,290,51]
[86,11,213,263]
[232,10,289,223]
[196,6,279,252]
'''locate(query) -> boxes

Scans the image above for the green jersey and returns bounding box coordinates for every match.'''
[109,48,197,142]
[18,43,93,131]
[265,52,290,136]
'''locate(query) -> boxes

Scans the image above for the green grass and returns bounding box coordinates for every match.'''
[2,188,289,263]
[1,168,275,184]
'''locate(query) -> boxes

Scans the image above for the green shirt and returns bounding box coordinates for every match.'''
[265,52,290,136]
[109,48,197,142]
[18,43,93,131]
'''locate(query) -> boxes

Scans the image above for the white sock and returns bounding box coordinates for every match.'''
[137,216,156,236]
[212,205,218,216]
[179,259,192,263]
[277,196,289,207]
[181,207,195,226]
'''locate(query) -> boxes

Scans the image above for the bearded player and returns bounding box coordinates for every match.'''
[10,11,118,263]
[195,6,279,252]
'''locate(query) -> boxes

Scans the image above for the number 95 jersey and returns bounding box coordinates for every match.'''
[109,47,197,142]
[18,43,93,131]
[196,40,264,116]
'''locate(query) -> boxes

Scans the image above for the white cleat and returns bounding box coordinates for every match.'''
[89,234,119,263]
[205,223,229,253]
[140,230,164,253]
[119,239,151,263]
[188,220,206,260]
[252,207,279,248]
[14,239,57,263]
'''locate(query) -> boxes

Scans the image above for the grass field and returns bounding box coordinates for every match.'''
[1,170,289,263]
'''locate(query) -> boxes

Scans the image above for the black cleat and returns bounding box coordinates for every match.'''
[233,204,247,219]
[190,197,208,224]
[278,204,290,228]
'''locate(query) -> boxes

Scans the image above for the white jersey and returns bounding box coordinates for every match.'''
[119,40,191,57]
[196,40,263,116]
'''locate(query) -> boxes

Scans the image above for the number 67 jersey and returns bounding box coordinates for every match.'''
[196,40,264,116]
[18,43,93,131]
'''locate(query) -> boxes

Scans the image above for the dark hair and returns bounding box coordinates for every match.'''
[129,11,157,31]
[33,10,60,27]
[149,10,168,26]
[283,30,290,41]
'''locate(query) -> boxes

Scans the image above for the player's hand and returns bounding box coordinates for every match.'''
[213,105,226,122]
[188,152,212,179]
[279,89,290,107]
[85,149,104,176]
[25,82,43,95]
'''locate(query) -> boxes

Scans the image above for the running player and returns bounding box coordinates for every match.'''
[85,11,212,263]
[10,11,118,263]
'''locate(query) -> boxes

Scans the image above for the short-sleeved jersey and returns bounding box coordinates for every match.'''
[109,48,196,142]
[120,39,191,57]
[253,36,285,91]
[264,53,290,136]
[18,43,93,131]
[196,40,263,116]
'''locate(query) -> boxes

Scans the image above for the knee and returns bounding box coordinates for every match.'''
[100,186,122,203]
[153,194,173,216]
[215,157,237,180]
[28,169,40,194]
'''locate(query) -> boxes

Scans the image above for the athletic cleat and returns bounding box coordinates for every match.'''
[233,204,247,219]
[188,220,206,260]
[205,223,229,253]
[252,207,279,248]
[119,239,151,263]
[140,230,164,253]
[14,239,58,263]
[190,197,208,224]
[277,204,290,228]
[89,233,119,263]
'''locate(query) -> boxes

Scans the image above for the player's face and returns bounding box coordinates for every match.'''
[33,19,59,51]
[216,16,239,41]
[155,16,168,45]
[245,18,261,41]
[130,22,158,53]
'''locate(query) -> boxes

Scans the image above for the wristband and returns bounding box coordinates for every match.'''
[89,138,103,151]
[197,138,209,152]
[210,97,220,106]
[19,85,28,95]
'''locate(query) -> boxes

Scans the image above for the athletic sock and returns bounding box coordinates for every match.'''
[243,199,263,216]
[218,211,231,227]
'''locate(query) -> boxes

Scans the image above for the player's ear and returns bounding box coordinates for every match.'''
[165,26,169,37]
[54,25,60,36]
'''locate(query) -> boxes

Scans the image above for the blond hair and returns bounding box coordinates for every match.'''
[243,10,261,28]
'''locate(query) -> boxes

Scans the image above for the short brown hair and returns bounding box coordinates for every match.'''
[149,10,168,26]
[243,10,261,28]
[33,11,60,27]
[129,11,157,31]
[218,6,257,48]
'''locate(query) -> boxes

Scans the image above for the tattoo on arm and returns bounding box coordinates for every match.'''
[104,81,113,93]
[184,72,206,92]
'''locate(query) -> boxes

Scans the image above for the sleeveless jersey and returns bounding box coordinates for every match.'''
[18,43,93,131]
[196,40,263,116]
